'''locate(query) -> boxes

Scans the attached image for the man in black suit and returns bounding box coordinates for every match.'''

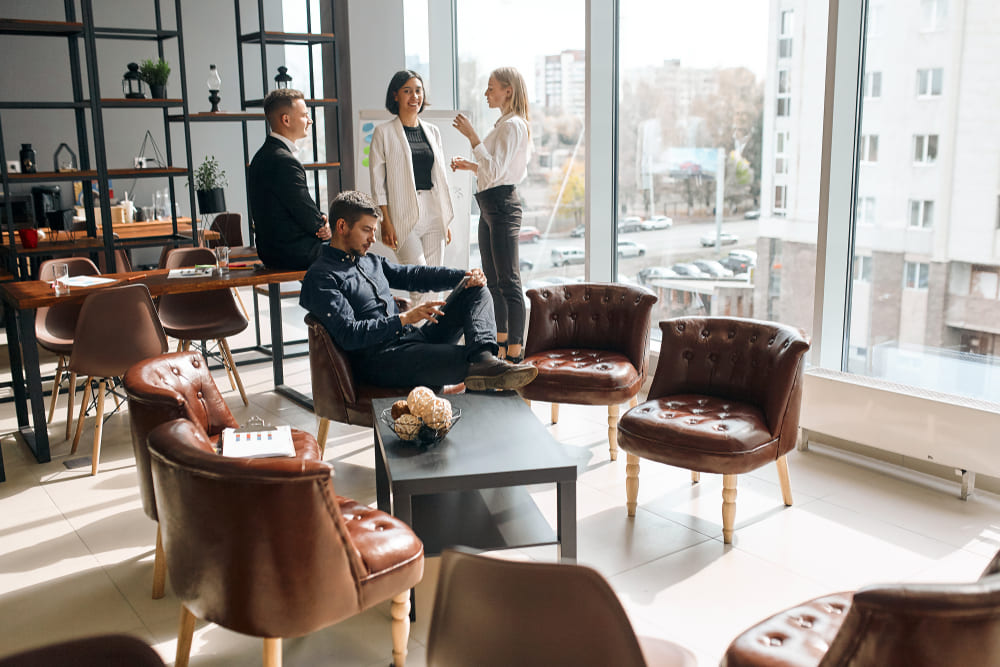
[248,88,332,269]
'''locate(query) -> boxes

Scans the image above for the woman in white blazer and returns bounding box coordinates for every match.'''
[369,70,455,270]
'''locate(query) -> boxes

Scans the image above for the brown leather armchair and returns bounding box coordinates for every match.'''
[123,350,320,599]
[148,418,424,667]
[427,548,697,667]
[305,311,462,455]
[618,317,810,543]
[520,283,658,461]
[722,549,1000,666]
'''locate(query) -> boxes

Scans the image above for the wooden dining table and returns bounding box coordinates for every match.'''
[0,264,306,477]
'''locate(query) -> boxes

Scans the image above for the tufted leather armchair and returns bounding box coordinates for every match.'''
[123,351,320,599]
[305,310,462,455]
[148,418,424,667]
[427,548,697,667]
[722,549,1000,666]
[617,317,810,543]
[520,283,658,461]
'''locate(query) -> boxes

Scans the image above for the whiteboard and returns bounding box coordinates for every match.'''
[357,109,474,269]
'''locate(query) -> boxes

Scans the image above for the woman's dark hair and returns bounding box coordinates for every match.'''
[385,70,427,115]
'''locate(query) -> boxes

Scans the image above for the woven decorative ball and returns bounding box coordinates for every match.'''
[424,397,453,428]
[407,386,437,419]
[390,399,410,420]
[393,413,422,441]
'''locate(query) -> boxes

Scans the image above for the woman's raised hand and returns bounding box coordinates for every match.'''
[452,113,480,146]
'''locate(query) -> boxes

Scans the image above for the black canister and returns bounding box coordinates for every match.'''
[19,144,37,174]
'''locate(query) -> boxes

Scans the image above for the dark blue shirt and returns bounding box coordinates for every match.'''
[299,244,465,352]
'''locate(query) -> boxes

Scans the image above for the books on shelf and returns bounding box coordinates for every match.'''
[220,424,295,459]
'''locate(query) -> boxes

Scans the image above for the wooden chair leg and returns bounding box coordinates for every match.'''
[109,378,123,410]
[263,638,282,667]
[776,455,794,506]
[607,403,620,461]
[65,371,77,441]
[629,394,639,408]
[152,524,167,599]
[625,453,640,517]
[175,339,185,353]
[391,589,411,667]
[47,357,65,423]
[722,474,738,544]
[232,287,249,319]
[551,403,559,424]
[175,604,196,667]
[71,376,92,454]
[316,418,330,459]
[90,379,106,476]
[691,471,701,483]
[219,338,248,405]
[216,340,237,391]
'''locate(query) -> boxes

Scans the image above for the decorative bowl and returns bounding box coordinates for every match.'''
[379,407,462,447]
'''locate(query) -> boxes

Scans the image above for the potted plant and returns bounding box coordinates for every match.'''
[193,155,227,215]
[138,58,171,99]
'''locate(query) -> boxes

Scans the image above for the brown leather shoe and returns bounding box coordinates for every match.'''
[464,357,538,391]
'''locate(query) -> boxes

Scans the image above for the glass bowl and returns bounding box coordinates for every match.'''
[379,407,462,447]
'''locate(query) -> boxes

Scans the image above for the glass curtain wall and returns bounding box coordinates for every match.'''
[846,0,1000,403]
[619,1,825,341]
[454,1,585,289]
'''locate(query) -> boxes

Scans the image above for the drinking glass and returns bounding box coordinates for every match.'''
[215,245,230,276]
[52,262,70,296]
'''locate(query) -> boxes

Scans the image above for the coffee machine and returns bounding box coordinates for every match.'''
[31,185,61,226]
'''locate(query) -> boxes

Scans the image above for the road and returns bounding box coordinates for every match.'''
[501,217,760,284]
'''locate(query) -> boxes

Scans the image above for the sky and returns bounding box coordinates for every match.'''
[406,0,770,93]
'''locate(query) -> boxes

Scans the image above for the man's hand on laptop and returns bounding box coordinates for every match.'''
[400,301,446,326]
[465,268,486,287]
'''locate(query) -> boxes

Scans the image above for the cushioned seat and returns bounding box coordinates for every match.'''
[0,634,165,667]
[618,317,810,543]
[148,419,423,667]
[123,350,319,599]
[520,283,658,461]
[722,549,1000,666]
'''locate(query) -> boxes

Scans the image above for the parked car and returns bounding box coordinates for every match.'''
[570,225,586,238]
[699,231,739,247]
[551,247,586,267]
[743,209,761,219]
[616,240,647,257]
[519,226,542,243]
[637,266,677,285]
[618,216,643,233]
[720,249,758,274]
[692,259,734,278]
[640,215,673,230]
[670,263,709,278]
[519,257,534,271]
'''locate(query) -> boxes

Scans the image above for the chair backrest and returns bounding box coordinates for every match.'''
[147,418,370,638]
[68,284,168,379]
[524,283,658,375]
[819,551,1000,666]
[163,246,216,269]
[0,634,165,667]
[123,351,238,522]
[209,212,243,248]
[426,548,650,667]
[305,312,363,425]
[36,257,101,346]
[158,247,245,328]
[650,317,810,443]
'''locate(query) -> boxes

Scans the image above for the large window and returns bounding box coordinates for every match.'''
[455,1,585,288]
[916,68,943,97]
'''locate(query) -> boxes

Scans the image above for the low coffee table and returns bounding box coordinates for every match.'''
[373,392,577,560]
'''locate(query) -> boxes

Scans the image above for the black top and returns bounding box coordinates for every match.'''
[404,124,434,191]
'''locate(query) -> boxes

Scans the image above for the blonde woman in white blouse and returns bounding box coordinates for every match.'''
[369,70,455,272]
[451,67,532,362]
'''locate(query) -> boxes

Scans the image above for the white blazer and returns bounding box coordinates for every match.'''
[369,116,455,241]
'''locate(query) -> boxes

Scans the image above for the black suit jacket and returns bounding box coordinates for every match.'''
[248,135,325,269]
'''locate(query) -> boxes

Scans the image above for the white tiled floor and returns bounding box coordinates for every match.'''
[1,309,998,665]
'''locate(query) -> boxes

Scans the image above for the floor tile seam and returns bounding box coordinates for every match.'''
[597,532,718,580]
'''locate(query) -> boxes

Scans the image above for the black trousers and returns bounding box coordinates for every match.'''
[354,284,498,387]
[476,184,525,346]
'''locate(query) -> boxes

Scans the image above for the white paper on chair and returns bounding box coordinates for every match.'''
[58,275,116,287]
[220,424,295,458]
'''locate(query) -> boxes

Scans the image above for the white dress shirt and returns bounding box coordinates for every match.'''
[269,131,301,161]
[473,112,530,191]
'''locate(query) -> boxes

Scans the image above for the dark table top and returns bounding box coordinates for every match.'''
[373,392,578,495]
